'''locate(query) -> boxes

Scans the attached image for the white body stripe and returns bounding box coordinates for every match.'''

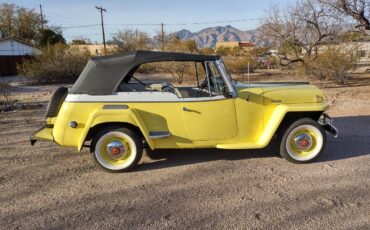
[65,92,226,102]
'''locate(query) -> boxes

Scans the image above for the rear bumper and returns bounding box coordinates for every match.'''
[30,124,54,145]
[319,113,339,138]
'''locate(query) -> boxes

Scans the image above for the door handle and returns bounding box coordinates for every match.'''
[183,107,191,112]
[183,107,201,114]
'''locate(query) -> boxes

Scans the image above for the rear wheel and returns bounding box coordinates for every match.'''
[279,118,326,163]
[92,127,143,172]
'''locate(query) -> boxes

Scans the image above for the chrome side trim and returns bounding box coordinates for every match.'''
[103,104,129,109]
[149,131,171,139]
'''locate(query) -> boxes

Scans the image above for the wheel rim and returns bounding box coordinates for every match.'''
[285,125,323,161]
[95,132,137,170]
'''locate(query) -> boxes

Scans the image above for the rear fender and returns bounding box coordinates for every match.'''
[77,108,153,152]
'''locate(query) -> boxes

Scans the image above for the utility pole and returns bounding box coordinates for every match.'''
[39,4,44,30]
[161,23,164,50]
[95,6,107,55]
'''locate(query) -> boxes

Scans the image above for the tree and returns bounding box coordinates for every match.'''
[0,4,15,39]
[260,0,343,66]
[112,29,151,52]
[39,29,66,47]
[16,6,41,42]
[320,0,370,32]
[71,39,87,45]
[0,3,43,43]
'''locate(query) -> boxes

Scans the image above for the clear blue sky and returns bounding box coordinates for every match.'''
[7,0,297,42]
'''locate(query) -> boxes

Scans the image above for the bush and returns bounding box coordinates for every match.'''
[137,61,196,85]
[18,44,90,84]
[303,46,356,85]
[223,55,256,75]
[0,82,10,106]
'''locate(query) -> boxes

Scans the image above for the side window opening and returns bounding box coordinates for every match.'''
[116,61,228,98]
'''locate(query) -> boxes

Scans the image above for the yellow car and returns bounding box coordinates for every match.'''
[30,51,338,172]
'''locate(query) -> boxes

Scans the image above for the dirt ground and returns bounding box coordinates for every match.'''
[1,73,370,229]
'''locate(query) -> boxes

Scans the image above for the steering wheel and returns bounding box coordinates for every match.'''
[162,82,182,97]
[197,78,208,95]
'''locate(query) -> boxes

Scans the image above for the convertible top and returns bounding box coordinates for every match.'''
[70,50,220,95]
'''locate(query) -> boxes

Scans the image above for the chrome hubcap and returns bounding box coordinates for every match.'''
[106,141,126,159]
[294,133,313,151]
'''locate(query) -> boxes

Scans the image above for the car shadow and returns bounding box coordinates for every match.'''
[317,115,370,163]
[138,146,277,172]
[137,115,370,171]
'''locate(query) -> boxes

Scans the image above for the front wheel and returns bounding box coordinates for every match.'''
[279,118,326,163]
[92,127,143,172]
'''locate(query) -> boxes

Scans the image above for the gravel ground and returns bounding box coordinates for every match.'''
[0,78,370,229]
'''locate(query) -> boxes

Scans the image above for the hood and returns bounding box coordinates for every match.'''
[235,82,324,104]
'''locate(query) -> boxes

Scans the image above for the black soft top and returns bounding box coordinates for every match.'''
[70,50,220,95]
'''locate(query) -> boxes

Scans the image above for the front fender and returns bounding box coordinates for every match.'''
[257,103,329,147]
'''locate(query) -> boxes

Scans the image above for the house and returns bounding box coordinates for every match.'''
[215,41,256,52]
[71,44,118,56]
[0,38,42,76]
[354,42,370,72]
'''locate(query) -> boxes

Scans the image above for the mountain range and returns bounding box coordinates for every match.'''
[169,25,270,48]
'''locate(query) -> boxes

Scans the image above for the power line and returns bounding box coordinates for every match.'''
[58,17,266,29]
[61,24,100,29]
[166,18,265,26]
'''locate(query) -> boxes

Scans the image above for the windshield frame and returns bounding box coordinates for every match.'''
[216,59,237,97]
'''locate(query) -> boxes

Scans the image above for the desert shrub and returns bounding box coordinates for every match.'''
[256,55,280,69]
[0,82,10,106]
[161,61,195,84]
[215,46,242,56]
[303,46,356,84]
[199,47,214,55]
[137,61,196,85]
[18,44,90,84]
[164,38,198,54]
[223,55,256,75]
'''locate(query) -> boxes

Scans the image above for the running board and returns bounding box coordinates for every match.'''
[216,143,263,149]
[149,131,171,139]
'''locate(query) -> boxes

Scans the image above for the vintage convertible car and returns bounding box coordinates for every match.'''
[30,51,338,171]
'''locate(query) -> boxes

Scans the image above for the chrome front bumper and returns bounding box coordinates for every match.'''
[319,113,339,138]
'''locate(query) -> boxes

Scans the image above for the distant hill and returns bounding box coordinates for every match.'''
[169,25,271,48]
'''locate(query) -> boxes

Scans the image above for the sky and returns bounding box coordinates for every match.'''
[6,0,297,42]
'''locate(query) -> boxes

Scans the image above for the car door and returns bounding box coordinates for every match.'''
[181,61,238,141]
